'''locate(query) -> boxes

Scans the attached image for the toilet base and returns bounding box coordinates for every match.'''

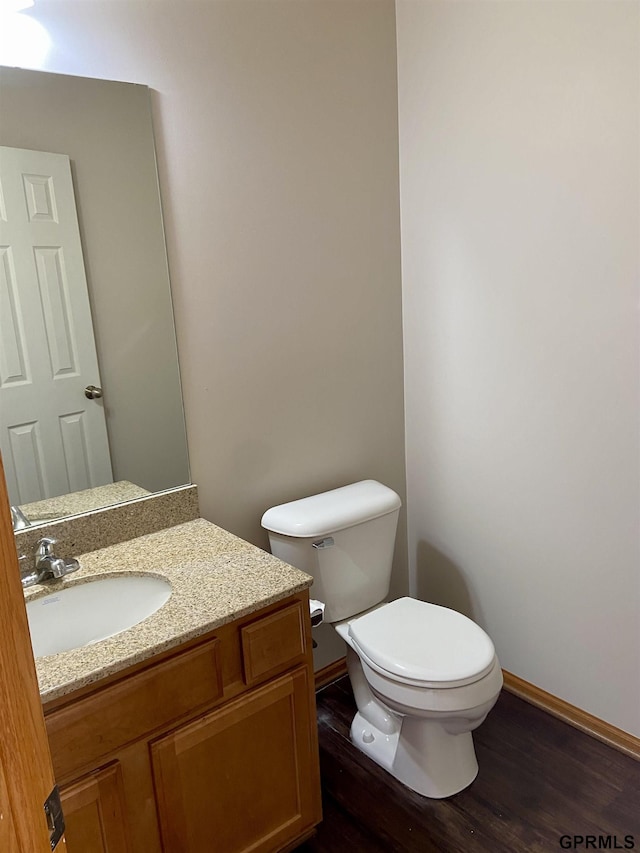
[351,711,399,773]
[350,711,479,799]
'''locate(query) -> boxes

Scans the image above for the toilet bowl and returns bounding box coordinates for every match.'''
[261,480,503,798]
[335,597,503,798]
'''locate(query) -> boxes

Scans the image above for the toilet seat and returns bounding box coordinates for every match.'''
[348,597,496,689]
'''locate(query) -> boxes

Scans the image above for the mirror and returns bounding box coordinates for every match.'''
[0,67,189,527]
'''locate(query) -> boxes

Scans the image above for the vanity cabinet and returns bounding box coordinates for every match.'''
[44,592,321,853]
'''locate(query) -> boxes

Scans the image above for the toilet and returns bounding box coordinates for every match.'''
[261,479,503,799]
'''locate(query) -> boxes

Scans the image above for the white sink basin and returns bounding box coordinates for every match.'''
[26,574,172,658]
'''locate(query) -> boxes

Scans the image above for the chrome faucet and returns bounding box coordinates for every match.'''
[21,537,81,588]
[11,505,30,530]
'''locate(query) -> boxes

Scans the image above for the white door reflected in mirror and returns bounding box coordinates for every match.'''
[0,146,114,506]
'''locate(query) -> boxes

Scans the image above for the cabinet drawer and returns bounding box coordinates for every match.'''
[47,638,223,781]
[241,601,306,686]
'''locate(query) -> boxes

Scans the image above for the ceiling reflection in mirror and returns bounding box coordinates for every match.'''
[0,67,189,528]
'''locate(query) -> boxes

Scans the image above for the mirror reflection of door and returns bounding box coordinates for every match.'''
[0,146,113,506]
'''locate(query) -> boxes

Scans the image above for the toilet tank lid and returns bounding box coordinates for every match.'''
[261,480,401,538]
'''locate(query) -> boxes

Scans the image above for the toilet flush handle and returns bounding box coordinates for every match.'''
[312,537,334,549]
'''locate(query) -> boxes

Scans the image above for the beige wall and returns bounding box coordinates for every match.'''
[397,1,640,736]
[0,67,189,494]
[25,0,407,667]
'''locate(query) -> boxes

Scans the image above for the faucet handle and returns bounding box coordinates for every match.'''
[36,537,57,558]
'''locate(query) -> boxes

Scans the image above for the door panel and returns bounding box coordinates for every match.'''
[61,763,131,853]
[151,667,319,853]
[0,451,62,850]
[0,146,113,505]
[0,760,20,851]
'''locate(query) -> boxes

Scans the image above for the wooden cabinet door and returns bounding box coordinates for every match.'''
[151,666,321,853]
[61,763,131,853]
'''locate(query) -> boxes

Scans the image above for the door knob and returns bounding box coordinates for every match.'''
[84,385,103,399]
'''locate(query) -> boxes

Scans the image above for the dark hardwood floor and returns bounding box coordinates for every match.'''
[300,677,640,852]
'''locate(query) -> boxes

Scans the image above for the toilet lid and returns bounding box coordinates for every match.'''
[348,597,496,688]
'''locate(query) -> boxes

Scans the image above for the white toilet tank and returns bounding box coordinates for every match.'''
[261,480,401,623]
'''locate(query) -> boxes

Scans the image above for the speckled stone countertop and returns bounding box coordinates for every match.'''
[25,518,312,704]
[19,480,151,523]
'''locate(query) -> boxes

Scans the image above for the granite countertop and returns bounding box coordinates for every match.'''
[24,518,312,704]
[20,480,151,523]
